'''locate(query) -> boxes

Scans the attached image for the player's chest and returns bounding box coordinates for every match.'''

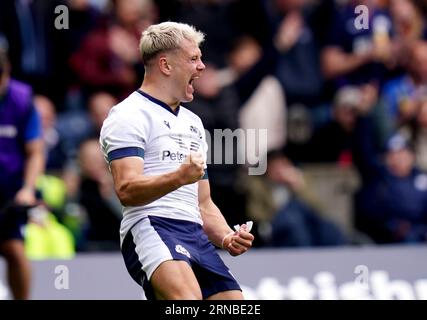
[148,116,204,154]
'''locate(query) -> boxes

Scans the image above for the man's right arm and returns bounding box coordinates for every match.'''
[110,153,205,207]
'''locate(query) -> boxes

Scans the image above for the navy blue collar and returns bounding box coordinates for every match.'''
[136,89,180,116]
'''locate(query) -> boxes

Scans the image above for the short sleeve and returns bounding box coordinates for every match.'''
[100,108,150,164]
[24,106,42,142]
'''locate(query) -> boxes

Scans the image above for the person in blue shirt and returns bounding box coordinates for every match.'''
[352,114,427,244]
[0,49,45,299]
[321,0,394,96]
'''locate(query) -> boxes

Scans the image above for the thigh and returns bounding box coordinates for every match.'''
[0,239,26,260]
[150,260,202,300]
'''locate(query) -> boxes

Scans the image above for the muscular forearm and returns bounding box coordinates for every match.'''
[112,153,205,207]
[200,199,233,248]
[116,171,184,207]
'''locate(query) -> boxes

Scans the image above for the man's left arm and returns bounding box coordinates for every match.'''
[198,179,254,256]
[14,107,45,205]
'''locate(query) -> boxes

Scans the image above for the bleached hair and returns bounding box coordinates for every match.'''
[139,21,205,65]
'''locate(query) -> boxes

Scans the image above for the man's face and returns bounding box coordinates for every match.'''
[34,96,56,130]
[115,0,144,26]
[334,105,358,132]
[385,148,415,177]
[89,93,116,130]
[167,38,205,104]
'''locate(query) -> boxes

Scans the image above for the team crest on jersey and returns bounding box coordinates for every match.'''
[164,120,171,129]
[175,244,191,258]
[190,125,203,139]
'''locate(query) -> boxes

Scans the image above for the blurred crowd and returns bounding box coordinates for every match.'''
[1,0,427,256]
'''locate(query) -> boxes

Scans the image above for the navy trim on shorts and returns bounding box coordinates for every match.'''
[121,231,155,299]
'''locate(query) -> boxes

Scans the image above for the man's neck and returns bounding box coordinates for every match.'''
[139,84,180,111]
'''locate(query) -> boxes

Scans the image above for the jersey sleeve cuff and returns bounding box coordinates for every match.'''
[108,147,145,162]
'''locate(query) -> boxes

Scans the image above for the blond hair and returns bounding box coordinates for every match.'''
[139,21,205,65]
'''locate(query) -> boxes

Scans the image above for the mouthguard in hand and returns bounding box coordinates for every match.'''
[233,221,253,233]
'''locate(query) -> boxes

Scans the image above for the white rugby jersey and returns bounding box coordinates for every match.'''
[100,90,208,244]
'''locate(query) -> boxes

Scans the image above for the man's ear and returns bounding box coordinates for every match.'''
[159,56,171,75]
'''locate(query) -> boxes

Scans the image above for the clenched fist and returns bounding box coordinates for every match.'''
[222,223,254,257]
[177,152,205,185]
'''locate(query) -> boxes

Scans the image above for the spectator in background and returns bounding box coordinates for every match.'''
[47,92,116,169]
[34,95,68,173]
[307,83,379,164]
[59,0,104,111]
[187,33,287,228]
[0,49,45,299]
[227,34,278,105]
[404,97,427,171]
[55,92,117,250]
[76,139,121,250]
[251,0,329,163]
[65,0,104,55]
[171,0,241,68]
[87,92,117,138]
[321,0,395,95]
[390,0,427,51]
[69,0,158,100]
[352,115,427,244]
[0,0,70,107]
[232,35,287,158]
[379,40,427,131]
[267,0,325,108]
[245,149,347,247]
